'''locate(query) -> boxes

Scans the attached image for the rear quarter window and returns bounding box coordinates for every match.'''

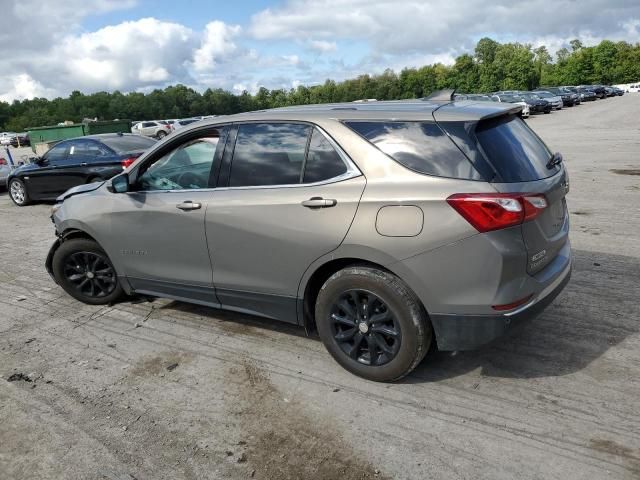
[344,121,482,180]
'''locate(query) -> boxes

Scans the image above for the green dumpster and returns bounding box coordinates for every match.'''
[27,120,133,154]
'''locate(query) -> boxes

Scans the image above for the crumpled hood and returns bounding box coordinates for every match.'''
[56,181,105,202]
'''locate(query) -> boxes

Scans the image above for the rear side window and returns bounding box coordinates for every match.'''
[345,121,481,180]
[229,123,311,187]
[304,129,347,183]
[474,115,558,182]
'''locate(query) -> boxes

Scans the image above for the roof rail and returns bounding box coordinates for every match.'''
[424,89,456,102]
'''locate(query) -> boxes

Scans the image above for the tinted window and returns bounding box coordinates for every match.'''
[138,131,222,190]
[474,115,557,182]
[70,141,109,159]
[230,123,310,187]
[303,129,347,183]
[142,122,156,128]
[44,143,69,164]
[345,121,480,179]
[101,135,156,153]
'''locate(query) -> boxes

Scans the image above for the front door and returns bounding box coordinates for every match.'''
[96,127,227,304]
[206,123,365,323]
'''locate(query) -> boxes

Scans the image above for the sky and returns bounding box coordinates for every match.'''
[1,0,639,102]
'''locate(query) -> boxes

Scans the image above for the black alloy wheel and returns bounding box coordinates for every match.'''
[63,251,117,298]
[329,289,401,366]
[52,238,124,305]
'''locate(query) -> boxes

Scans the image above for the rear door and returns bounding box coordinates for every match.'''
[206,122,365,323]
[472,115,569,274]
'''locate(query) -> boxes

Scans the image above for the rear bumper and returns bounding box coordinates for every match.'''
[431,258,571,351]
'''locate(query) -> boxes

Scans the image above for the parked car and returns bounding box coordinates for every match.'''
[542,87,578,106]
[571,86,597,102]
[518,93,552,114]
[490,94,530,118]
[0,132,17,146]
[532,90,563,110]
[7,133,157,206]
[172,118,201,130]
[612,87,624,96]
[46,97,571,381]
[131,121,171,139]
[9,133,30,147]
[454,94,493,101]
[604,87,617,97]
[0,155,11,187]
[579,85,606,99]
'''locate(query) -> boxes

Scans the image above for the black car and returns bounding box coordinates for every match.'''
[7,133,156,206]
[580,85,607,99]
[9,133,30,147]
[541,87,577,106]
[517,93,552,114]
[573,87,597,101]
[612,87,624,96]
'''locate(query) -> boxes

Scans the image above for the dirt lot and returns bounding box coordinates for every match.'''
[1,96,639,480]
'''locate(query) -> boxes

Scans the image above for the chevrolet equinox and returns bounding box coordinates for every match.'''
[47,92,571,381]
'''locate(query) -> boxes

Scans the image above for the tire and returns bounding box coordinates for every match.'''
[9,178,30,206]
[52,238,123,305]
[315,266,432,382]
[156,131,166,139]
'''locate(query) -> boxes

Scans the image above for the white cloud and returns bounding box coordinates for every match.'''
[193,21,242,72]
[1,1,640,103]
[0,74,54,102]
[250,0,640,55]
[309,40,337,53]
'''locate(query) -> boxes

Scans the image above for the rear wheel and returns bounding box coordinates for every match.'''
[52,238,123,305]
[315,266,431,382]
[156,131,166,139]
[9,178,30,206]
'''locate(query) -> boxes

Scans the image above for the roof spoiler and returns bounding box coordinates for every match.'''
[424,89,456,102]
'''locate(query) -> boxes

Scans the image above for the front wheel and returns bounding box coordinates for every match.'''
[315,266,432,382]
[9,178,30,206]
[52,238,123,305]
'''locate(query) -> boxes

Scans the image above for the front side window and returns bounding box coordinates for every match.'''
[138,131,223,191]
[43,143,69,164]
[345,121,480,179]
[229,123,311,187]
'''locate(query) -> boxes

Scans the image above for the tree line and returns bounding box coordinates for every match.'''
[1,37,639,132]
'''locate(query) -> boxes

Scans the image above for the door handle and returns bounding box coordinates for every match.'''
[176,201,202,211]
[301,197,337,209]
[81,162,88,166]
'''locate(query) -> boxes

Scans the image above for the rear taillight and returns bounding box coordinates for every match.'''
[446,193,547,233]
[121,158,136,169]
[492,294,533,311]
[0,158,6,165]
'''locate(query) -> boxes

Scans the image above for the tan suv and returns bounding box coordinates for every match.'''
[47,93,571,381]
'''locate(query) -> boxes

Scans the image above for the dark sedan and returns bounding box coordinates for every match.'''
[7,133,156,206]
[517,93,552,114]
[9,133,30,147]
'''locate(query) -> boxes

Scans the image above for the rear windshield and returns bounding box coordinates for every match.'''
[344,121,482,180]
[474,115,558,182]
[101,135,157,153]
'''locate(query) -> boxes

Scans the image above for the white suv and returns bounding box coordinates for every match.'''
[131,121,171,139]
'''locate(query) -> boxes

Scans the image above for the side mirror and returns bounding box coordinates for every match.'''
[111,173,130,193]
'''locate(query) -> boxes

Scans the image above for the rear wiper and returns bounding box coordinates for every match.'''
[547,152,563,169]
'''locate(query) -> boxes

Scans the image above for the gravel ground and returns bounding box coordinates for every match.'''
[1,95,639,480]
